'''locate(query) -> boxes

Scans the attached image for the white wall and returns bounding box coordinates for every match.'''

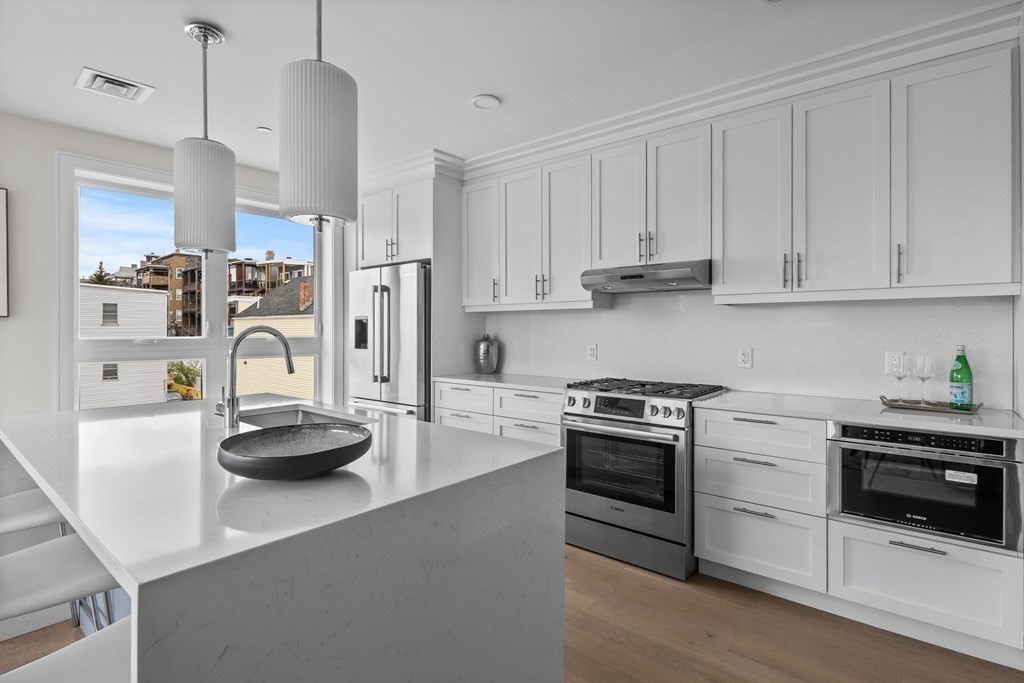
[484,294,1013,409]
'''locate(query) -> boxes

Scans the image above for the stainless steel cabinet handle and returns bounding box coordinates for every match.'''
[492,278,498,302]
[385,238,391,261]
[513,423,539,430]
[896,243,904,284]
[796,252,803,288]
[541,274,548,298]
[888,540,946,556]
[451,413,473,419]
[391,235,397,258]
[647,231,655,258]
[535,274,541,300]
[782,253,788,289]
[449,386,472,392]
[513,393,539,399]
[732,417,777,425]
[638,233,644,262]
[733,507,776,519]
[732,456,777,467]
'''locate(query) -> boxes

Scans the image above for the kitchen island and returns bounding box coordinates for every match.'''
[0,396,565,682]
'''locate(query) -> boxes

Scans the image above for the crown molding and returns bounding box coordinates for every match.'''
[462,1,1022,180]
[358,148,465,194]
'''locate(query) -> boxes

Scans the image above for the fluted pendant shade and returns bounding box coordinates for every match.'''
[279,59,358,225]
[174,137,237,252]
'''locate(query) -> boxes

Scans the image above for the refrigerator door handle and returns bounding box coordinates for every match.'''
[380,285,391,383]
[371,285,380,383]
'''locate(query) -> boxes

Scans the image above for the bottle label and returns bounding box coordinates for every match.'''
[950,382,973,406]
[952,360,963,371]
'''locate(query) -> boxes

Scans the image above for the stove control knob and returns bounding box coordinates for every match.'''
[649,405,659,417]
[582,397,592,409]
[675,407,685,420]
[661,406,672,418]
[566,396,577,407]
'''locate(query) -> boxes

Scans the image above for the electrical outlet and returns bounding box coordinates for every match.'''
[737,347,753,369]
[586,344,598,361]
[884,350,899,375]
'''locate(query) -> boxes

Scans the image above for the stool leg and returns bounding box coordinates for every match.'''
[103,591,114,628]
[58,522,81,628]
[90,594,103,631]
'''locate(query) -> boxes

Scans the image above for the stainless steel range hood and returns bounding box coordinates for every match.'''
[580,260,712,293]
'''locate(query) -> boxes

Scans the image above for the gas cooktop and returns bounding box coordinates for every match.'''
[565,378,726,401]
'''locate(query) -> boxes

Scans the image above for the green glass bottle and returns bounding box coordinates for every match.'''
[948,345,974,411]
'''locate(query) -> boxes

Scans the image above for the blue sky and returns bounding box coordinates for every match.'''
[79,186,314,278]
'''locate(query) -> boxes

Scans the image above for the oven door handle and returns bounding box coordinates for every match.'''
[563,419,679,443]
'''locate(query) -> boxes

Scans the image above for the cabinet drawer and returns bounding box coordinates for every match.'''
[828,520,1024,648]
[493,417,561,446]
[695,493,826,592]
[694,446,825,516]
[693,409,826,463]
[434,408,493,434]
[493,388,563,424]
[434,382,494,414]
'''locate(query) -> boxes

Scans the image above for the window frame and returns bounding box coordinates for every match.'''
[101,302,118,326]
[57,154,337,411]
[101,363,118,381]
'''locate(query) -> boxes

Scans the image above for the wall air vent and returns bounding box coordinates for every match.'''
[74,67,155,104]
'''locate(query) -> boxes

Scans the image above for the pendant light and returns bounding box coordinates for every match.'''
[174,23,236,253]
[279,0,358,230]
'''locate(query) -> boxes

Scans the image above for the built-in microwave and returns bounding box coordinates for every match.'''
[827,423,1023,554]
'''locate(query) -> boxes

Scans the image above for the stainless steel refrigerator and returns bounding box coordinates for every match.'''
[348,262,430,419]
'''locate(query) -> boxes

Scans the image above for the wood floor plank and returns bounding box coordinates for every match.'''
[0,620,83,674]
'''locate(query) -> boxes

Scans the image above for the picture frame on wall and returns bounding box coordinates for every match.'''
[0,188,7,317]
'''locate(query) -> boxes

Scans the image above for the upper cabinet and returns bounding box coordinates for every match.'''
[499,168,544,305]
[357,178,433,269]
[892,50,1013,288]
[646,124,711,263]
[712,105,793,296]
[542,155,593,303]
[462,179,500,307]
[591,142,647,269]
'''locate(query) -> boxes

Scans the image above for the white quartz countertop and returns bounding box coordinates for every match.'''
[696,390,1024,439]
[433,373,579,392]
[0,394,561,590]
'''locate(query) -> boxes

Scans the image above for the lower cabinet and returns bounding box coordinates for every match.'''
[433,380,564,446]
[493,416,561,446]
[434,407,493,434]
[828,520,1024,648]
[695,492,827,592]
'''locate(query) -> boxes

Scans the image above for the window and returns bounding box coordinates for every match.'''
[102,363,118,381]
[59,154,331,411]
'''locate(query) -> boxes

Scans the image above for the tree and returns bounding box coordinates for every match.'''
[168,360,202,389]
[87,261,112,285]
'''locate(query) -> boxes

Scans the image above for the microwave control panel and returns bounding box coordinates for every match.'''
[841,425,1004,457]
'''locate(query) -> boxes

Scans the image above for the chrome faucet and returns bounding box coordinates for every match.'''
[216,325,295,428]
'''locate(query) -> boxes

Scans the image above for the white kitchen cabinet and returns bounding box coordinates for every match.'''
[499,168,544,305]
[693,409,826,463]
[357,179,434,268]
[591,141,646,269]
[693,446,826,517]
[493,387,563,424]
[828,520,1024,648]
[462,179,500,306]
[646,124,711,263]
[711,105,792,295]
[695,493,827,592]
[793,81,890,292]
[892,49,1014,288]
[435,407,494,434]
[492,416,561,446]
[434,381,494,414]
[542,155,592,303]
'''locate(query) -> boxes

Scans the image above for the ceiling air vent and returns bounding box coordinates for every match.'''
[74,67,155,104]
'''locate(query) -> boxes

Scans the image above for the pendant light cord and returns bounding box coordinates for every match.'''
[202,40,209,139]
[316,0,323,61]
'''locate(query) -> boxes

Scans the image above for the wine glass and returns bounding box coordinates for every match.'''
[891,352,909,402]
[914,355,934,405]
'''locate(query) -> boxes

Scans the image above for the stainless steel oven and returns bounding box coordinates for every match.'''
[828,422,1023,554]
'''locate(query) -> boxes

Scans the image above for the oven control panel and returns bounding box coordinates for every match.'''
[840,425,1004,457]
[593,396,644,419]
[562,391,689,427]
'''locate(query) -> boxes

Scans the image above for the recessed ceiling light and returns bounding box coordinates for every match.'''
[256,126,273,133]
[471,94,502,110]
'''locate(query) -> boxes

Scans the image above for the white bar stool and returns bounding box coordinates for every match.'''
[0,617,131,682]
[0,489,62,535]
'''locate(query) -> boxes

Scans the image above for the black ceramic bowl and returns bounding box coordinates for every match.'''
[218,423,372,481]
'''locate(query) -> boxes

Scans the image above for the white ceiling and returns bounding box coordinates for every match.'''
[0,0,1005,173]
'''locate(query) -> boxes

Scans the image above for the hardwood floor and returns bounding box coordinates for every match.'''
[3,548,1021,681]
[565,545,1023,682]
[0,619,83,674]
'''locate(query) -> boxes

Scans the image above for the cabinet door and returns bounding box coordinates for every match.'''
[498,168,543,305]
[358,189,392,269]
[794,82,890,292]
[462,180,500,306]
[493,417,561,446]
[892,49,1013,287]
[392,179,433,263]
[695,493,827,592]
[693,409,826,464]
[711,105,792,295]
[591,141,646,269]
[434,407,493,434]
[542,155,591,303]
[828,520,1024,647]
[493,388,563,424]
[434,381,494,414]
[646,124,711,263]
[694,446,826,517]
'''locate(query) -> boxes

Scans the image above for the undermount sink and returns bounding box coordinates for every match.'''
[218,423,372,480]
[239,407,362,429]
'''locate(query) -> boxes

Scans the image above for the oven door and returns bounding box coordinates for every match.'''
[828,441,1023,553]
[562,415,687,543]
